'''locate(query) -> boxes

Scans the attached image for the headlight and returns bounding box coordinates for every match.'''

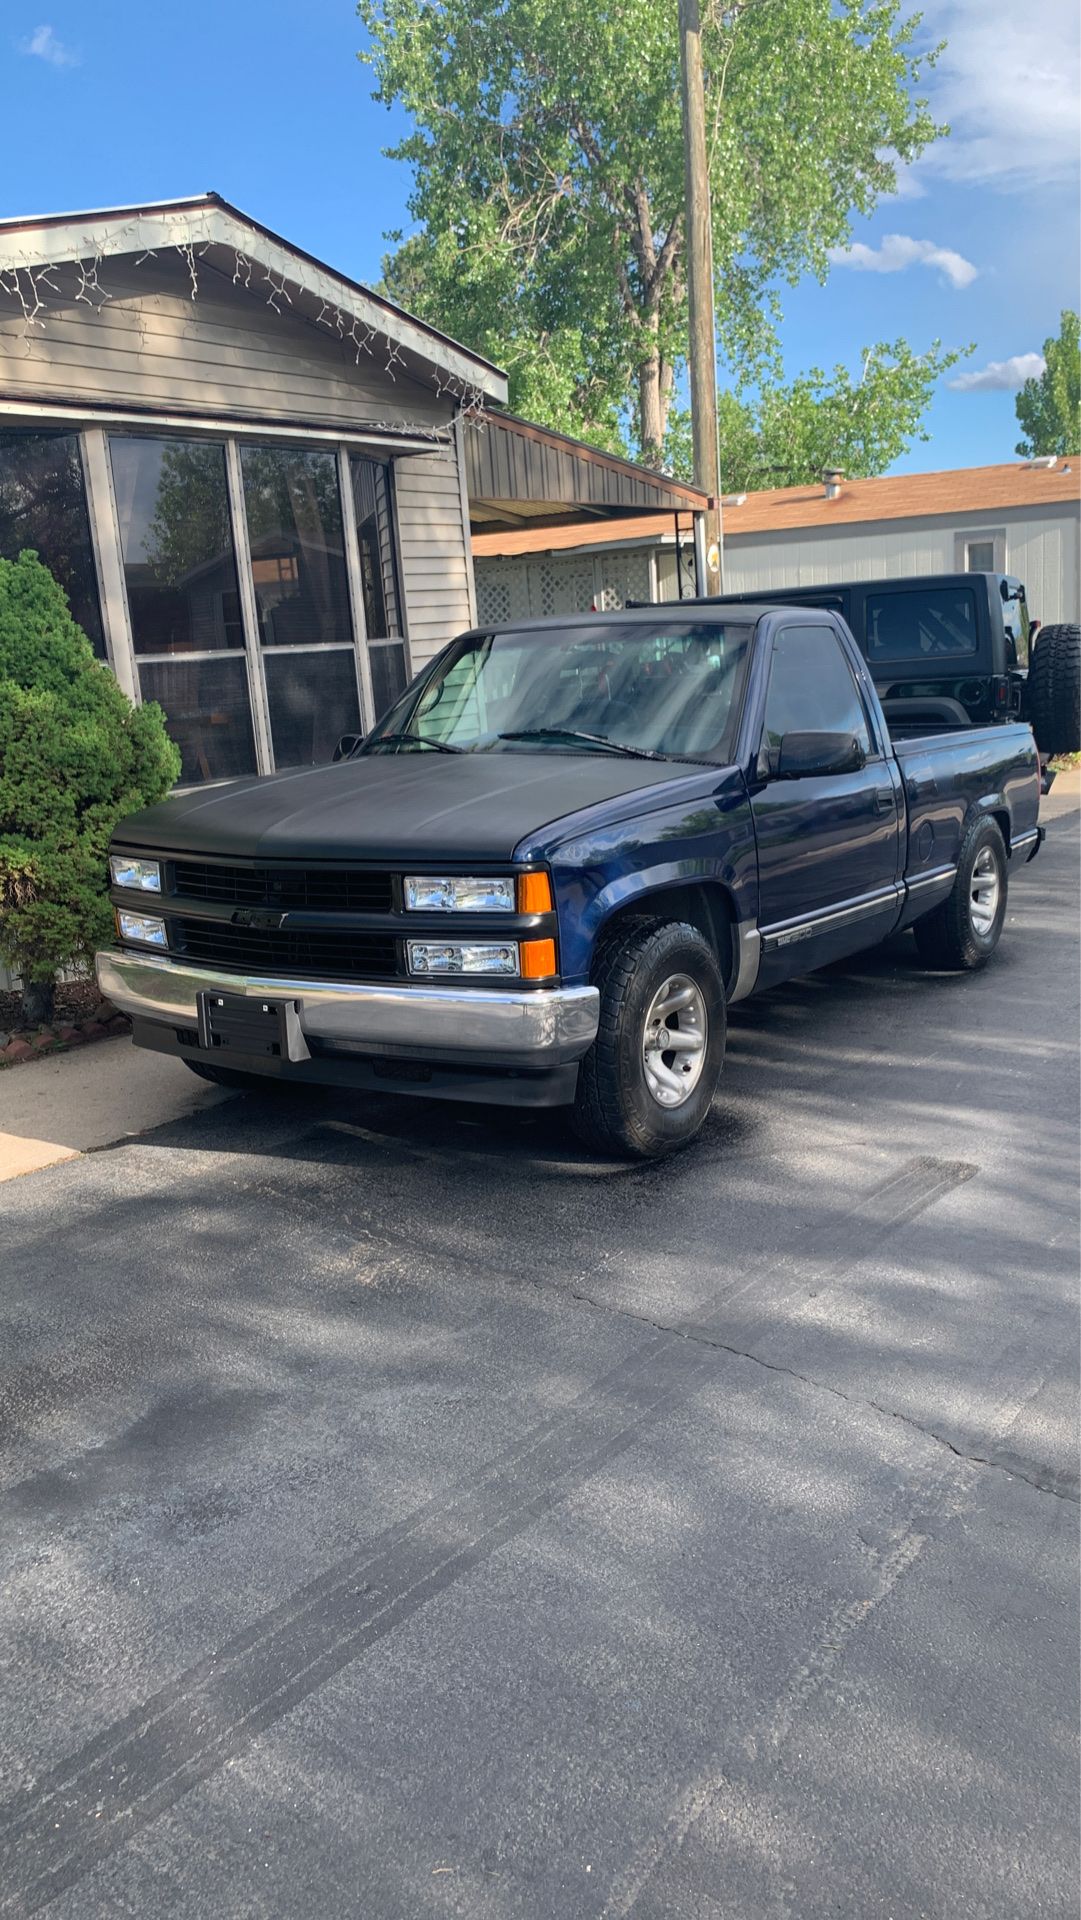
[407,940,518,976]
[116,910,167,949]
[404,875,515,912]
[110,855,161,893]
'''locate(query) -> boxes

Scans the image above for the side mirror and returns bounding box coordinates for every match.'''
[333,733,364,762]
[773,731,866,779]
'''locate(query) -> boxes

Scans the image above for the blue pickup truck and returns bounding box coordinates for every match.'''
[99,605,1042,1157]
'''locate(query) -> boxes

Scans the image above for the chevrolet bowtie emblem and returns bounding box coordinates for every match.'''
[231,909,287,929]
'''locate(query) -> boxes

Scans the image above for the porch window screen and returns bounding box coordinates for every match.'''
[109,433,255,784]
[240,444,360,766]
[0,429,105,654]
[351,454,407,717]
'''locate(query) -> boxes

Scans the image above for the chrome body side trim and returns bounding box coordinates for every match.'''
[905,864,958,894]
[760,885,902,954]
[1010,827,1039,855]
[95,950,600,1063]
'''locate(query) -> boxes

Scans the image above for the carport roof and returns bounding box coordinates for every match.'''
[467,411,708,532]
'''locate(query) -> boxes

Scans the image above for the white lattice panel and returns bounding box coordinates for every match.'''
[597,551,651,609]
[475,563,531,626]
[530,557,597,615]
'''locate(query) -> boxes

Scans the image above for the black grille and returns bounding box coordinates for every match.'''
[172,918,399,981]
[171,860,394,914]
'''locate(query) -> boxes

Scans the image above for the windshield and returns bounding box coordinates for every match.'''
[363,620,753,761]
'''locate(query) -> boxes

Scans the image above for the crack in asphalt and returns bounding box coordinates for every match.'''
[0,1155,993,1916]
[563,1284,1079,1505]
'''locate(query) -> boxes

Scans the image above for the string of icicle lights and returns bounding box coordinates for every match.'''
[0,210,488,443]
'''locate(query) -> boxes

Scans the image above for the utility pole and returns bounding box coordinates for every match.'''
[678,0,723,595]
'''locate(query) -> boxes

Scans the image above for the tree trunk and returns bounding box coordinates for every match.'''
[638,351,672,467]
[638,352,676,467]
[21,977,55,1029]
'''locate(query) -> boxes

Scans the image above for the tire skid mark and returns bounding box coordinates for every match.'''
[0,1156,973,1917]
[600,1358,1056,1920]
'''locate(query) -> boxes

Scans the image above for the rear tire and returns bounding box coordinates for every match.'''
[913,816,1008,971]
[1027,622,1080,755]
[571,919,726,1159]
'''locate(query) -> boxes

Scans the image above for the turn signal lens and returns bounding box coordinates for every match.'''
[517,872,553,914]
[519,937,556,979]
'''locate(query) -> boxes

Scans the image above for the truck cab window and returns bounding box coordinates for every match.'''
[763,626,872,756]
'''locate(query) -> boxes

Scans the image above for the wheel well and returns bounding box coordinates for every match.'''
[990,806,1011,852]
[597,884,737,993]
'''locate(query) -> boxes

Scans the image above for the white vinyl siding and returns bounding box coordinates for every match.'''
[721,505,1079,625]
[394,445,475,668]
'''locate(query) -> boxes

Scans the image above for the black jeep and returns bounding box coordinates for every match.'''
[703,572,1080,755]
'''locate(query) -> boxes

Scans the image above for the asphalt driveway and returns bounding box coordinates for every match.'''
[1,788,1077,1919]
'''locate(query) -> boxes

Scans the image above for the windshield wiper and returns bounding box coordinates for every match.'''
[365,731,464,754]
[494,728,667,761]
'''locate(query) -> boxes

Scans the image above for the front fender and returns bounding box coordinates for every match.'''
[536,772,758,985]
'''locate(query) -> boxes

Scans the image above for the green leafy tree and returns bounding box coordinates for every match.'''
[663,338,966,487]
[359,0,945,460]
[0,552,180,1022]
[1014,310,1080,458]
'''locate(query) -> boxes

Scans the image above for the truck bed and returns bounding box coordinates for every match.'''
[894,722,1041,870]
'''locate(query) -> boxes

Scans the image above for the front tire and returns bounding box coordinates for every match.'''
[571,919,726,1159]
[913,816,1008,971]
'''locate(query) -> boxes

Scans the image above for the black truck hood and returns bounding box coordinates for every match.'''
[115,752,710,864]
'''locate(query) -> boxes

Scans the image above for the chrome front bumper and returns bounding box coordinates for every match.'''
[95,949,600,1065]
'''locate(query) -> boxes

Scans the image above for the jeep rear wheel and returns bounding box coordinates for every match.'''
[1028,622,1080,755]
[571,919,726,1159]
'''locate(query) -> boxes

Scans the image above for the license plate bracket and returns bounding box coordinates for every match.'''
[196,991,310,1063]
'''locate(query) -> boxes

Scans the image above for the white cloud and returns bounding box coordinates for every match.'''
[827,232,978,290]
[949,352,1046,392]
[915,0,1080,190]
[19,23,78,66]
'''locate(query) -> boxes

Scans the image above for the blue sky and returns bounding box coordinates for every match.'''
[3,0,1078,476]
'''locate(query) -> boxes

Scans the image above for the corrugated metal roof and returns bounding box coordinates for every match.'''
[468,412,708,520]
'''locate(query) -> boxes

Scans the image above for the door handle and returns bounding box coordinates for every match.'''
[873,788,896,814]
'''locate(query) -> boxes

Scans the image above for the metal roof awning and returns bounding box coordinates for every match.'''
[467,410,708,532]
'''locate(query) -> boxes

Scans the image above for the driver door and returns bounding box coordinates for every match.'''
[752,622,903,988]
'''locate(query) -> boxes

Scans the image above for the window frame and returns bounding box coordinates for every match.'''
[865,580,982,668]
[0,424,108,657]
[761,621,878,768]
[345,448,412,724]
[72,421,415,783]
[955,527,1006,575]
